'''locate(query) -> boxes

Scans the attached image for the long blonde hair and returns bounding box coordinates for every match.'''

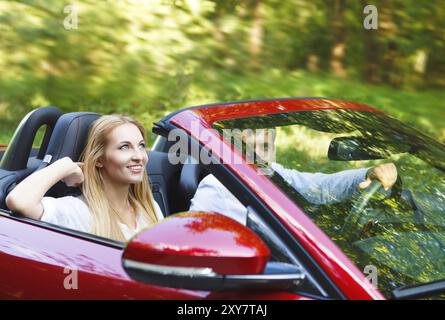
[79,115,159,241]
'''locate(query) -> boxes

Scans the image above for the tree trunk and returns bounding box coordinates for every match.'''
[330,0,347,77]
[379,0,401,87]
[248,0,263,69]
[362,0,380,83]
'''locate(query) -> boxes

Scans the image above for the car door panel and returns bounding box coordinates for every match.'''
[0,215,308,299]
[0,215,207,299]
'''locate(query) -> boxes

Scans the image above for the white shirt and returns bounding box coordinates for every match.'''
[40,195,164,240]
[189,163,368,225]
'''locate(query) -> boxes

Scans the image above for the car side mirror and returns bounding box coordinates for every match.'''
[122,212,305,291]
[328,136,389,161]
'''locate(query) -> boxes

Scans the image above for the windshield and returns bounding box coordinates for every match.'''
[213,109,445,298]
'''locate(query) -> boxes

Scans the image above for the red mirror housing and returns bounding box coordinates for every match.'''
[123,212,270,275]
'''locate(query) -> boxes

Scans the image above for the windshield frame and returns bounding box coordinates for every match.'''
[169,107,386,299]
[211,109,445,298]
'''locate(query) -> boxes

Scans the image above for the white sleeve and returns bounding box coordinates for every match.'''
[189,174,247,225]
[40,196,92,233]
[153,200,164,221]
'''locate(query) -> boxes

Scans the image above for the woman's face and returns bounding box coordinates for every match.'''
[98,123,148,186]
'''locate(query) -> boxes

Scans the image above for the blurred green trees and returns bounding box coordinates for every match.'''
[0,0,444,142]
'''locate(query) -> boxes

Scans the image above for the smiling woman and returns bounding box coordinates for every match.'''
[5,114,164,242]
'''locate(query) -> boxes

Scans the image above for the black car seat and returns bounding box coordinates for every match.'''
[0,106,63,209]
[177,156,209,210]
[145,150,178,216]
[36,112,101,198]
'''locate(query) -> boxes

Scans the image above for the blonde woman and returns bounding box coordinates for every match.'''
[5,115,163,242]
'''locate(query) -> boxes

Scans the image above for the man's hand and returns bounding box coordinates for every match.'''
[359,162,398,191]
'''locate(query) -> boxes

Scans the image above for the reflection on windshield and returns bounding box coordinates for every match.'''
[214,110,445,298]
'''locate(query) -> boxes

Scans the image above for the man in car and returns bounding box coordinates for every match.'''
[189,128,398,224]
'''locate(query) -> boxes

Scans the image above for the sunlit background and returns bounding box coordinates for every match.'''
[1,0,444,145]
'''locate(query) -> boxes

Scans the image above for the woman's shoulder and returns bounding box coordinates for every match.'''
[41,195,91,228]
[41,196,90,217]
[42,195,88,208]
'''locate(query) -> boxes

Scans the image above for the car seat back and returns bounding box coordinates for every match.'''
[177,156,209,210]
[37,112,101,198]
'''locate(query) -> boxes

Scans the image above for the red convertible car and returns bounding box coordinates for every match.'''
[1,98,445,300]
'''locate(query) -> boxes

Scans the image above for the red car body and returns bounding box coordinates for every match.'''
[0,98,384,299]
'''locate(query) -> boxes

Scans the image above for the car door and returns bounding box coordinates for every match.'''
[0,212,211,299]
[0,211,310,299]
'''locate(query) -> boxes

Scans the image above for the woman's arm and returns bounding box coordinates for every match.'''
[5,157,83,220]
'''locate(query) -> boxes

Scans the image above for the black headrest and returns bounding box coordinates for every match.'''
[178,157,209,209]
[0,106,63,171]
[38,112,101,197]
[40,112,101,166]
[0,106,63,209]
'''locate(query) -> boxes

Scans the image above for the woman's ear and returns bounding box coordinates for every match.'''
[95,161,103,168]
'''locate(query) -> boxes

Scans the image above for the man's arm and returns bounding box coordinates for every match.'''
[270,163,369,204]
[271,162,397,205]
[189,174,248,225]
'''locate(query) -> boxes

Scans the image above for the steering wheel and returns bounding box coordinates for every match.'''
[340,176,403,237]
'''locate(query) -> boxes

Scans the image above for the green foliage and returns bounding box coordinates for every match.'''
[190,68,445,140]
[0,0,444,146]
